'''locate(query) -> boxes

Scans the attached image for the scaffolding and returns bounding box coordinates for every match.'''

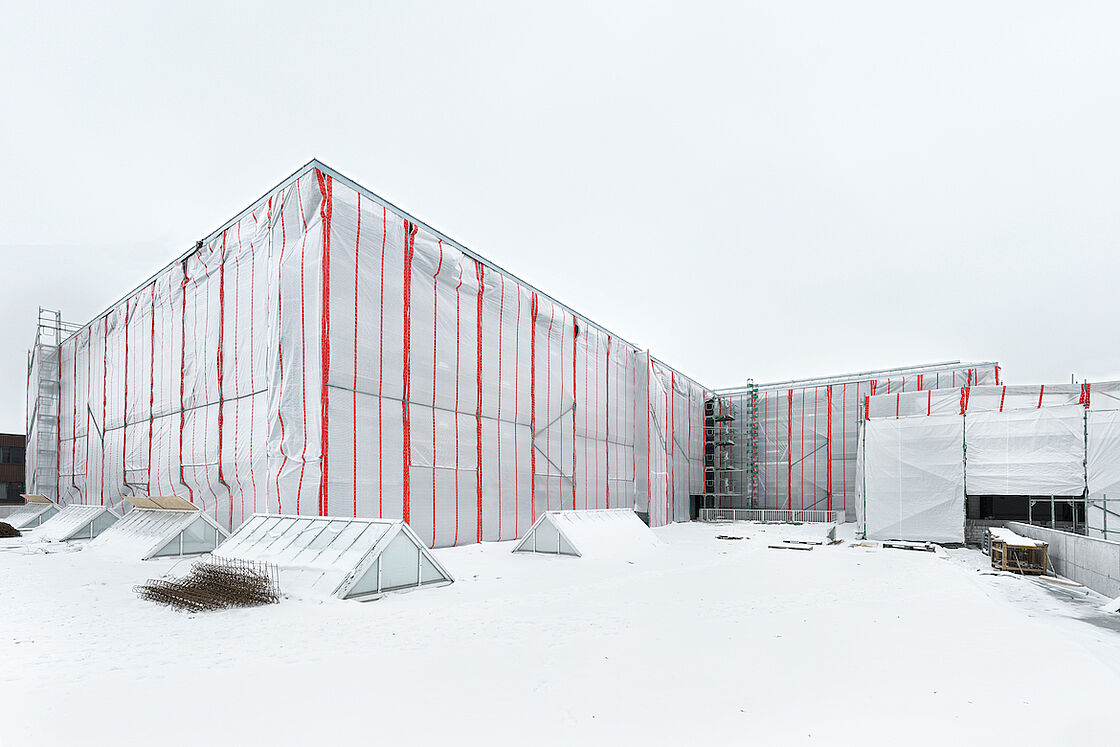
[26,308,79,501]
[702,384,758,511]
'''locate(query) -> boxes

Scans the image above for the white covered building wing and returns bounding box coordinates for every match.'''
[859,381,1119,543]
[26,159,708,548]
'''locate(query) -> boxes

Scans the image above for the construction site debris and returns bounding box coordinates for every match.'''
[882,541,936,553]
[135,557,280,612]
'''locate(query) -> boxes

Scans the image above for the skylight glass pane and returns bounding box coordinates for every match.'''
[267,519,315,560]
[181,519,218,554]
[293,520,350,564]
[379,531,420,591]
[420,554,445,585]
[558,533,578,556]
[284,521,328,555]
[257,518,298,552]
[343,557,380,599]
[534,519,560,554]
[151,533,182,557]
[334,523,389,568]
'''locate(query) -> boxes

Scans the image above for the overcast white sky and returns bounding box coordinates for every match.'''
[2,1,1119,432]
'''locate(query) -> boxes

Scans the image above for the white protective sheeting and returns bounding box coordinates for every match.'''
[512,508,659,558]
[964,406,1086,496]
[29,160,706,547]
[863,414,965,543]
[214,514,452,600]
[87,507,227,559]
[1087,408,1120,539]
[34,504,119,542]
[728,362,997,520]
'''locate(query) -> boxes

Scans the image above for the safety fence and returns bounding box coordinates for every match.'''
[699,508,844,524]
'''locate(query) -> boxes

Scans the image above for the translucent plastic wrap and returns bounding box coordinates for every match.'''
[861,379,1120,542]
[30,161,708,546]
[861,413,965,543]
[738,363,997,519]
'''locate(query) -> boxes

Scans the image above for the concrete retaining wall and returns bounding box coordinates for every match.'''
[1008,521,1120,599]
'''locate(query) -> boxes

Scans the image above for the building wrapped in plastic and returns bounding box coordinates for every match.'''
[857,381,1119,543]
[716,361,1000,520]
[26,160,707,546]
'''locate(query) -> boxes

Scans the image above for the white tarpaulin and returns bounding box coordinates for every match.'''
[26,160,707,547]
[965,406,1085,496]
[1087,408,1120,539]
[863,414,964,543]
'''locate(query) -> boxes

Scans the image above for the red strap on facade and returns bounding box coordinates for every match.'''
[217,234,227,523]
[495,273,503,537]
[377,206,386,516]
[864,394,869,421]
[960,386,971,415]
[401,221,416,524]
[529,293,538,522]
[275,195,288,513]
[122,298,130,494]
[825,385,833,512]
[103,317,109,506]
[352,194,361,517]
[927,390,931,416]
[646,351,652,517]
[1037,384,1044,409]
[605,335,611,508]
[295,186,310,514]
[475,262,485,543]
[316,170,333,518]
[513,285,522,532]
[571,316,578,511]
[995,365,1001,385]
[787,389,793,511]
[453,265,463,542]
[895,392,900,419]
[146,289,155,496]
[431,240,444,544]
[999,385,1006,412]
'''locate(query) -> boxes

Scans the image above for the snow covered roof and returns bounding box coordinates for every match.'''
[6,496,59,530]
[87,503,228,560]
[513,509,660,558]
[34,504,120,542]
[214,514,453,601]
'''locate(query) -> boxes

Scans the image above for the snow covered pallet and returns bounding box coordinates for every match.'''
[214,515,453,602]
[882,541,937,553]
[6,495,60,530]
[87,496,228,560]
[34,504,120,542]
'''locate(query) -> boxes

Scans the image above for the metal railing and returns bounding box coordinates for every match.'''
[699,508,844,524]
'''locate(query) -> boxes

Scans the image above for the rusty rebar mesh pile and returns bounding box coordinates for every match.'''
[135,557,280,612]
[0,522,21,538]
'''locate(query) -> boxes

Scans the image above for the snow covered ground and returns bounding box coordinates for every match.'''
[2,521,1119,745]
